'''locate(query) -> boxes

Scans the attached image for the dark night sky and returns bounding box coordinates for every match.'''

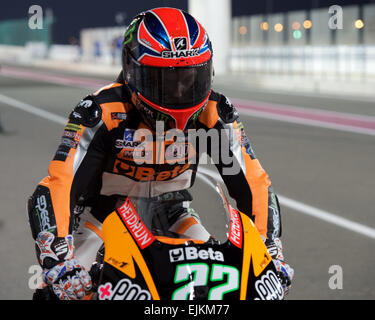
[0,0,373,44]
[231,0,374,16]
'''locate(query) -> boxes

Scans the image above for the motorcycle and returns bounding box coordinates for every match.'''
[87,172,284,301]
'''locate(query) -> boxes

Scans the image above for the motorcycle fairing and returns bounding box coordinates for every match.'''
[99,198,282,300]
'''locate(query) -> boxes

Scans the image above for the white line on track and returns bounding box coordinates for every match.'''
[0,93,67,125]
[2,66,375,136]
[1,92,375,240]
[235,107,375,137]
[277,196,375,240]
[197,167,375,240]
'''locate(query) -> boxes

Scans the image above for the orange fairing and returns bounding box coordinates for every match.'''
[102,211,160,300]
[117,199,155,249]
[238,212,272,300]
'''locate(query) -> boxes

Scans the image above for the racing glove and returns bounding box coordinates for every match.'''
[35,231,92,300]
[266,238,294,296]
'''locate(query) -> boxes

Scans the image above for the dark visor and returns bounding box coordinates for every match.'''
[129,58,213,109]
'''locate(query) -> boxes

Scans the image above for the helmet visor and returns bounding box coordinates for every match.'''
[129,58,213,109]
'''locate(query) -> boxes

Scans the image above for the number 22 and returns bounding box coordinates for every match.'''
[172,263,240,300]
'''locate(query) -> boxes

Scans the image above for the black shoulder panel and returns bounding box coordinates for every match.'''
[68,95,102,128]
[215,92,239,124]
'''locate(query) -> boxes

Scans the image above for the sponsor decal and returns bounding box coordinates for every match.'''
[60,138,78,149]
[98,278,151,300]
[165,142,195,162]
[155,111,171,123]
[269,193,280,239]
[162,48,200,59]
[72,111,82,119]
[169,247,224,263]
[53,149,71,161]
[173,37,187,51]
[116,126,197,164]
[56,123,82,157]
[64,123,83,132]
[228,207,242,248]
[117,198,155,249]
[115,129,143,148]
[140,38,152,47]
[114,161,191,181]
[78,100,93,108]
[54,240,68,256]
[107,257,127,269]
[168,140,190,163]
[62,130,81,141]
[122,149,151,160]
[190,107,204,124]
[234,121,256,159]
[138,102,155,120]
[111,112,128,120]
[123,129,134,141]
[254,270,284,300]
[35,195,56,232]
[124,18,138,46]
[115,140,143,149]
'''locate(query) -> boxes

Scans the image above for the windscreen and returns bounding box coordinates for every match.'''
[126,173,231,244]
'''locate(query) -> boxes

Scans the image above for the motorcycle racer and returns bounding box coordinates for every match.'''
[27,7,294,300]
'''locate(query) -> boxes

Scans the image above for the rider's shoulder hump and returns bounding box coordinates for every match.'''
[68,95,102,128]
[211,91,239,124]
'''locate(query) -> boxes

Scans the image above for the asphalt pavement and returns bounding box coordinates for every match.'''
[0,66,374,300]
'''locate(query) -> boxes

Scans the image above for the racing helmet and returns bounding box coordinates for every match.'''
[122,7,214,131]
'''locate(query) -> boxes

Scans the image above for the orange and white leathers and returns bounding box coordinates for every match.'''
[28,74,282,295]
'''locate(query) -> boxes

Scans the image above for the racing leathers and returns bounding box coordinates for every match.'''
[28,73,288,299]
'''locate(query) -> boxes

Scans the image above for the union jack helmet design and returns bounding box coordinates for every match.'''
[122,7,213,130]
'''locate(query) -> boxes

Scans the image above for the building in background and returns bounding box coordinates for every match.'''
[230,3,375,81]
[0,1,374,83]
